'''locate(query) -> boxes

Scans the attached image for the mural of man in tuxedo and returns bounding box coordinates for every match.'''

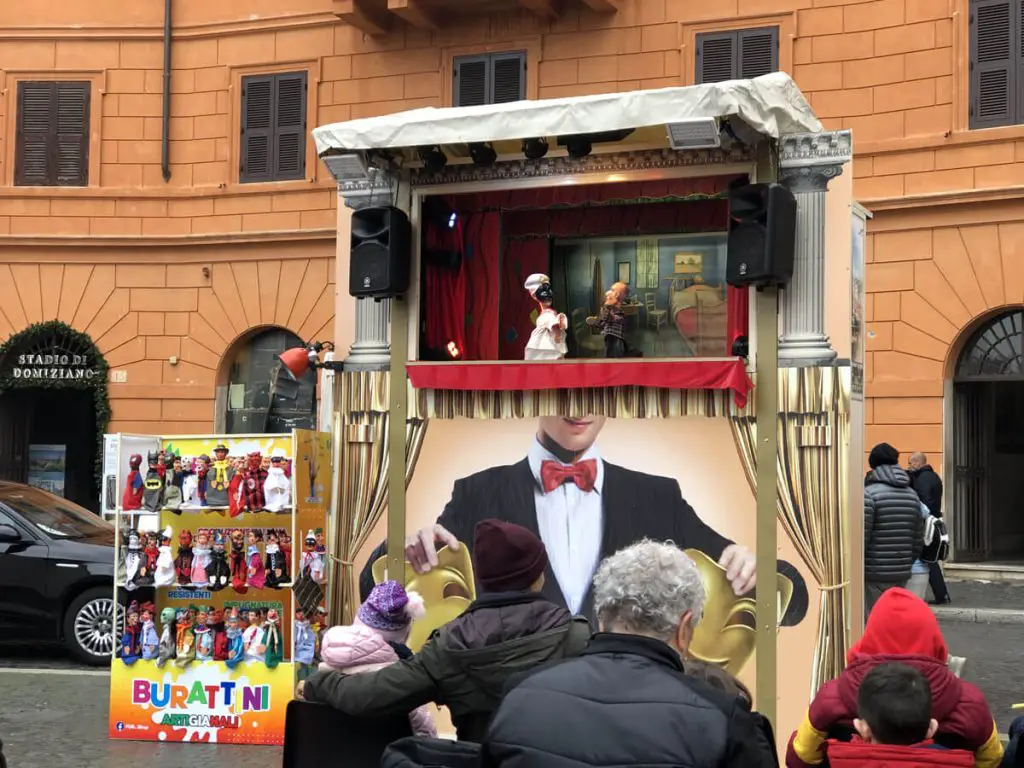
[361,415,808,625]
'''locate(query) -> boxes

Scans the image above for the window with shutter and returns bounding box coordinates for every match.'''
[240,70,308,184]
[696,27,779,84]
[453,52,526,107]
[15,81,90,187]
[968,0,1020,129]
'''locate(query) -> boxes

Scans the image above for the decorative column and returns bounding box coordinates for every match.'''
[334,172,398,371]
[777,130,852,367]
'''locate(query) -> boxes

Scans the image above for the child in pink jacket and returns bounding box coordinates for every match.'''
[319,580,436,738]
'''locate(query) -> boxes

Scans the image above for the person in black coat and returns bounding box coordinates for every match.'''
[864,443,925,615]
[361,415,808,627]
[908,452,951,605]
[480,540,779,768]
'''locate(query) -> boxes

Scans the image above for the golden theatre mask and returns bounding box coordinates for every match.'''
[371,545,476,653]
[683,549,795,676]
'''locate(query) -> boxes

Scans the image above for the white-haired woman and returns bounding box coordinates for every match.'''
[481,539,778,768]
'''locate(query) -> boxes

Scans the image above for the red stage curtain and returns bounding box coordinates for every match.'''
[423,218,466,356]
[726,285,749,355]
[499,238,551,360]
[462,212,501,360]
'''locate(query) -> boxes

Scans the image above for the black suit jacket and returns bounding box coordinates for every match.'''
[361,459,808,625]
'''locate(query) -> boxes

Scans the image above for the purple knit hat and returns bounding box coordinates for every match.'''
[357,580,416,634]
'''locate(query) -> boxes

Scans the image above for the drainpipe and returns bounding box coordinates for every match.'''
[161,0,172,182]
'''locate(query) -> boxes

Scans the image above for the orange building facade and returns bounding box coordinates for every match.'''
[1,0,1020,558]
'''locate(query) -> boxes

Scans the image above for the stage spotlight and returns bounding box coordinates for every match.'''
[522,137,549,160]
[565,138,592,159]
[468,142,497,167]
[446,340,461,359]
[417,145,447,173]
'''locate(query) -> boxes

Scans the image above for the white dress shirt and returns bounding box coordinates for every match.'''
[528,438,604,614]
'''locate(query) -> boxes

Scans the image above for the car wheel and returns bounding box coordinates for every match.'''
[64,587,120,665]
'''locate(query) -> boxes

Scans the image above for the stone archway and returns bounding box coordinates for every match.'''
[948,309,1024,562]
[0,321,110,511]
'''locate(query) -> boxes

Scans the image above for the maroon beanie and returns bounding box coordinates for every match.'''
[473,519,548,593]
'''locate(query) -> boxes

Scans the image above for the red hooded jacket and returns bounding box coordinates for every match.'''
[827,739,974,767]
[786,588,1002,768]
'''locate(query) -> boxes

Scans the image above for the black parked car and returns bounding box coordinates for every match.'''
[0,481,117,664]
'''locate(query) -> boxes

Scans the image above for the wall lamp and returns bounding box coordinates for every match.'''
[278,341,342,378]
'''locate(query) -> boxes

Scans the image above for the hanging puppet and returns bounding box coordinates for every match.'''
[299,529,325,584]
[122,454,144,510]
[523,273,568,361]
[246,529,266,590]
[154,526,176,587]
[241,452,269,513]
[228,457,245,517]
[223,609,245,669]
[163,455,185,512]
[190,530,212,586]
[142,451,165,512]
[174,609,196,668]
[263,454,291,512]
[139,531,159,587]
[280,530,292,576]
[193,607,214,661]
[209,608,227,661]
[207,531,231,591]
[206,444,234,508]
[156,607,177,667]
[123,530,143,591]
[174,529,195,586]
[264,530,287,588]
[313,606,328,663]
[587,281,629,358]
[120,602,142,665]
[229,529,248,592]
[242,609,265,663]
[293,608,315,665]
[262,608,283,669]
[183,455,209,507]
[140,603,159,661]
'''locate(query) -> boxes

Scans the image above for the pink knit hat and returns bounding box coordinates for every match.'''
[356,580,425,643]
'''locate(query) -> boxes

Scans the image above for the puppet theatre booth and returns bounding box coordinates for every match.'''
[106,429,333,746]
[316,72,865,742]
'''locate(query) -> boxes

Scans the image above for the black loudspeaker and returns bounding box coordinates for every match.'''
[726,183,797,288]
[349,205,412,298]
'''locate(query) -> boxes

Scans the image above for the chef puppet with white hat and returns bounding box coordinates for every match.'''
[523,273,568,361]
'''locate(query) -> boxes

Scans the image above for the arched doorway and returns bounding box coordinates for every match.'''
[219,326,316,434]
[0,321,110,513]
[951,310,1024,562]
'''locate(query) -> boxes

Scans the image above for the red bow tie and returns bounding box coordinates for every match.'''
[540,459,598,494]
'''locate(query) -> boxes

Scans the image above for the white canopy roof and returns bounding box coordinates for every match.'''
[313,73,821,156]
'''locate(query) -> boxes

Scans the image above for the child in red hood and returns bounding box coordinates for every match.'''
[786,588,1002,768]
[825,663,973,767]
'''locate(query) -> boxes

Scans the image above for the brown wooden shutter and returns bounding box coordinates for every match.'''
[738,27,779,79]
[491,52,527,103]
[55,82,90,186]
[969,0,1018,128]
[15,81,90,187]
[454,55,489,107]
[274,72,307,181]
[696,32,737,84]
[241,74,273,183]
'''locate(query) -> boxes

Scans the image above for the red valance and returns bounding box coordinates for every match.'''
[407,359,753,408]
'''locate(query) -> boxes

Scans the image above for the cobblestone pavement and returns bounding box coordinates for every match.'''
[943,578,1024,611]
[1,613,1020,765]
[0,664,281,768]
[937,617,1021,736]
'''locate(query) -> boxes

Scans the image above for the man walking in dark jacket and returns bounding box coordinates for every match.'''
[908,452,951,605]
[300,519,590,742]
[481,540,778,768]
[865,443,925,615]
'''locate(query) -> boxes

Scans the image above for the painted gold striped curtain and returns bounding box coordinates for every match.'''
[331,371,428,623]
[729,367,852,694]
